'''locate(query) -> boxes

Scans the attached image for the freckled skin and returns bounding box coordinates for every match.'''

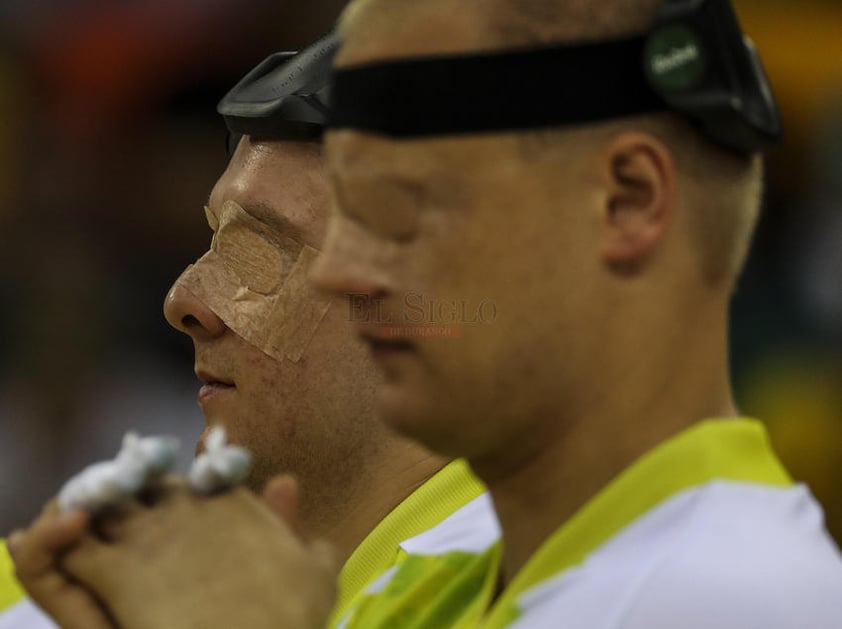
[166,137,436,541]
[8,103,452,629]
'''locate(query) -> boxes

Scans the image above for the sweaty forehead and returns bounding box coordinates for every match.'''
[337,0,495,66]
[211,138,328,247]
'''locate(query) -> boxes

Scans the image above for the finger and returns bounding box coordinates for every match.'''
[54,536,123,629]
[97,477,199,543]
[28,576,117,629]
[61,535,117,588]
[93,474,189,541]
[10,515,116,629]
[6,529,25,557]
[10,510,90,578]
[92,497,146,542]
[39,497,61,518]
[262,475,300,534]
[135,474,189,507]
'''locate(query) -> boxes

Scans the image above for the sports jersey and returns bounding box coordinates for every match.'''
[0,542,23,614]
[342,418,842,628]
[330,458,488,625]
[336,491,502,628]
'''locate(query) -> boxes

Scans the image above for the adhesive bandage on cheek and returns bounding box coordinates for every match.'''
[178,200,331,363]
[57,427,251,513]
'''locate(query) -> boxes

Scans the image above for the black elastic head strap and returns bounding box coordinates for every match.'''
[218,31,338,153]
[328,0,781,153]
[329,36,661,138]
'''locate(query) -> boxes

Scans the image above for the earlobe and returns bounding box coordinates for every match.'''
[599,132,675,270]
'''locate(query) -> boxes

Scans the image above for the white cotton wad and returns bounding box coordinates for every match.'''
[58,433,181,513]
[188,426,252,494]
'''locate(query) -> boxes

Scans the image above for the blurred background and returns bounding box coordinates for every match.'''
[0,0,840,544]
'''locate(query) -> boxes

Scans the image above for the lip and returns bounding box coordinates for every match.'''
[359,330,417,360]
[196,369,235,403]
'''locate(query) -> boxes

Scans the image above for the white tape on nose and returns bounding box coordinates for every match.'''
[178,200,331,364]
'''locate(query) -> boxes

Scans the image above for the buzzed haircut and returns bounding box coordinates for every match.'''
[487,0,662,44]
[485,0,764,287]
[339,0,765,287]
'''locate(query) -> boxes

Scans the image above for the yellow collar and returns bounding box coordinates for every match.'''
[333,459,486,622]
[485,418,792,626]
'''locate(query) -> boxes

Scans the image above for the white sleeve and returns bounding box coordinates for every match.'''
[0,599,58,629]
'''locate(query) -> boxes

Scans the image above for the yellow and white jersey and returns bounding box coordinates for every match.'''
[330,458,491,625]
[336,491,501,629]
[341,419,842,628]
[499,481,842,628]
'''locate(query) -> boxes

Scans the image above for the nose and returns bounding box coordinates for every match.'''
[310,216,389,299]
[163,276,227,341]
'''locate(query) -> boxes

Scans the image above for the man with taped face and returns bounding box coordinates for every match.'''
[1,34,492,629]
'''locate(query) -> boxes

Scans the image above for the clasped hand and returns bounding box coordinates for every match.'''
[8,475,338,629]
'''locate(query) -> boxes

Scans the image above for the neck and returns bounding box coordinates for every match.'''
[475,297,737,586]
[311,447,448,564]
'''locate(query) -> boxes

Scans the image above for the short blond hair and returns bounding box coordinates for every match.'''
[624,116,764,287]
[488,0,661,44]
[491,0,764,286]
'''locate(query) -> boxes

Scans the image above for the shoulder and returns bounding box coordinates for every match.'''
[507,482,842,629]
[620,482,842,628]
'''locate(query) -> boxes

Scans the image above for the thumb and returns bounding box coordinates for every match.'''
[262,475,300,533]
[9,509,90,577]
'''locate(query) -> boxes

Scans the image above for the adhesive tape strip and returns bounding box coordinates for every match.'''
[176,201,330,363]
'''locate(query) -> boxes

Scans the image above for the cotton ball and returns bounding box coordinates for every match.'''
[210,448,251,485]
[58,432,182,513]
[205,426,226,451]
[119,433,181,477]
[189,426,252,495]
[59,461,125,512]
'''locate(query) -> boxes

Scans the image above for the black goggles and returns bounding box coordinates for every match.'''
[218,31,338,154]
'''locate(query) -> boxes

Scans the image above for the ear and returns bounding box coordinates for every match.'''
[598,132,676,270]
